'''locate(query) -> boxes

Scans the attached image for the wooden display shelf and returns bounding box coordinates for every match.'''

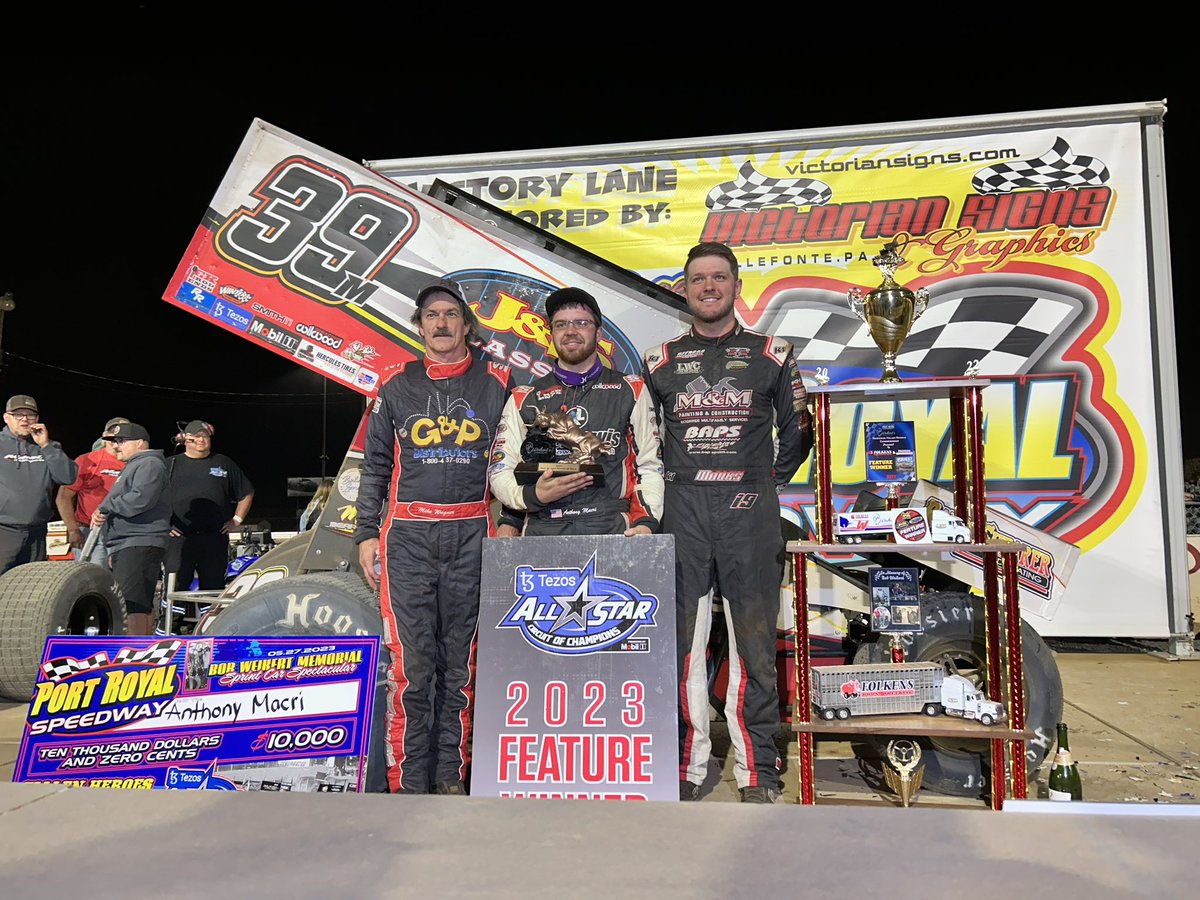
[792,376,1028,810]
[785,540,1012,554]
[792,711,1031,741]
[808,378,989,404]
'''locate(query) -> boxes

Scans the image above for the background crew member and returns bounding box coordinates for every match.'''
[92,421,171,636]
[642,242,813,804]
[0,394,78,574]
[168,420,254,590]
[355,280,512,795]
[56,416,129,562]
[489,286,664,536]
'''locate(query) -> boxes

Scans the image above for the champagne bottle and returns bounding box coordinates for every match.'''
[1047,721,1083,801]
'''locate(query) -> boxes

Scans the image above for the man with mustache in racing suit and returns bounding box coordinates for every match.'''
[356,280,512,795]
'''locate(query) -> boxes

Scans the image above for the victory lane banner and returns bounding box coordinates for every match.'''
[14,635,379,793]
[473,534,677,801]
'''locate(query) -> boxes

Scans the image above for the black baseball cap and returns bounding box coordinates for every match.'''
[416,279,467,310]
[102,421,150,442]
[545,287,602,327]
[183,420,214,436]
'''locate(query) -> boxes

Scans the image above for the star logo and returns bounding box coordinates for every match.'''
[549,576,608,632]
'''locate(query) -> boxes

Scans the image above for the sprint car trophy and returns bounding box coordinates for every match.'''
[847,241,929,383]
[883,738,925,807]
[514,408,612,485]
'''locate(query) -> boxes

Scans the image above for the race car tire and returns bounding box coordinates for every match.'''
[204,571,389,793]
[0,561,127,701]
[852,590,1063,798]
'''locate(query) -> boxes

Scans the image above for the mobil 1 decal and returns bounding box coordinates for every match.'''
[473,534,677,801]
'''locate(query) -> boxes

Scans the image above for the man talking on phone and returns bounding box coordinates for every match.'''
[0,394,78,574]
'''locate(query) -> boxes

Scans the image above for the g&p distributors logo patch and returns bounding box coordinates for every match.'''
[497,556,658,655]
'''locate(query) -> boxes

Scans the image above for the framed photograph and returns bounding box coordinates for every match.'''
[868,566,923,633]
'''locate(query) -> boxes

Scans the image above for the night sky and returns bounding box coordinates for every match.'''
[2,41,1189,527]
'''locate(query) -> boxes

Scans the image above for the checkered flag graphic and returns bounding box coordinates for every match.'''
[112,639,183,667]
[971,137,1110,194]
[42,651,110,683]
[760,289,1078,379]
[706,161,833,210]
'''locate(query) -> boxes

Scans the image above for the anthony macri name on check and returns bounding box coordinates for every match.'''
[161,690,306,726]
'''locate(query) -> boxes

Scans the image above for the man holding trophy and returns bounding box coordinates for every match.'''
[489,287,664,537]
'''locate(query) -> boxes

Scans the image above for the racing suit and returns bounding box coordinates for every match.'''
[489,365,664,535]
[642,323,812,790]
[354,352,512,793]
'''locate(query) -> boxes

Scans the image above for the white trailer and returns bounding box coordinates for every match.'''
[812,662,1005,725]
[834,507,971,544]
[366,101,1186,651]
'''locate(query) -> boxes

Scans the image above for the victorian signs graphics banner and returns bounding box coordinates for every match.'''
[473,534,677,801]
[367,107,1179,638]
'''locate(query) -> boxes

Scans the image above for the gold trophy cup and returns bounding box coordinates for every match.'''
[848,242,929,383]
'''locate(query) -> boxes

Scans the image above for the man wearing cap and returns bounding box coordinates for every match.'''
[355,279,513,795]
[55,416,130,563]
[0,394,78,574]
[489,287,664,536]
[92,422,171,635]
[167,420,254,591]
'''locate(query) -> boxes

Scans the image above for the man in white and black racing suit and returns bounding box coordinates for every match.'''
[489,287,664,537]
[355,280,512,795]
[642,242,813,804]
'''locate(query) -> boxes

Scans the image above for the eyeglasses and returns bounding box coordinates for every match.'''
[108,438,128,445]
[5,411,37,421]
[550,318,597,332]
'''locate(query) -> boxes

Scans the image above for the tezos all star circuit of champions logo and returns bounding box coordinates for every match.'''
[497,556,658,654]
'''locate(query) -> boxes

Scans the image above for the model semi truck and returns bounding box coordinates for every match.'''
[834,508,972,544]
[812,662,1006,725]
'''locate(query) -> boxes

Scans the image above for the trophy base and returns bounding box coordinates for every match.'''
[514,463,605,486]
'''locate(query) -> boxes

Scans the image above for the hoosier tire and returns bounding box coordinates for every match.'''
[0,561,127,701]
[852,591,1063,798]
[204,571,390,793]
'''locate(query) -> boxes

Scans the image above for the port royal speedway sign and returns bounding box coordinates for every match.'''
[15,636,379,792]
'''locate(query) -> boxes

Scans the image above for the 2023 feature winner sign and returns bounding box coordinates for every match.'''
[15,635,379,793]
[473,534,677,801]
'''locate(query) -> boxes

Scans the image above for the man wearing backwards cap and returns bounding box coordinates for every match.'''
[0,394,78,574]
[488,286,665,536]
[91,422,171,635]
[167,419,254,592]
[56,416,130,563]
[355,279,513,795]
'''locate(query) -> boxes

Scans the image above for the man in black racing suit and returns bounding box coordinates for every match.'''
[642,242,813,804]
[355,280,512,795]
[489,287,664,537]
